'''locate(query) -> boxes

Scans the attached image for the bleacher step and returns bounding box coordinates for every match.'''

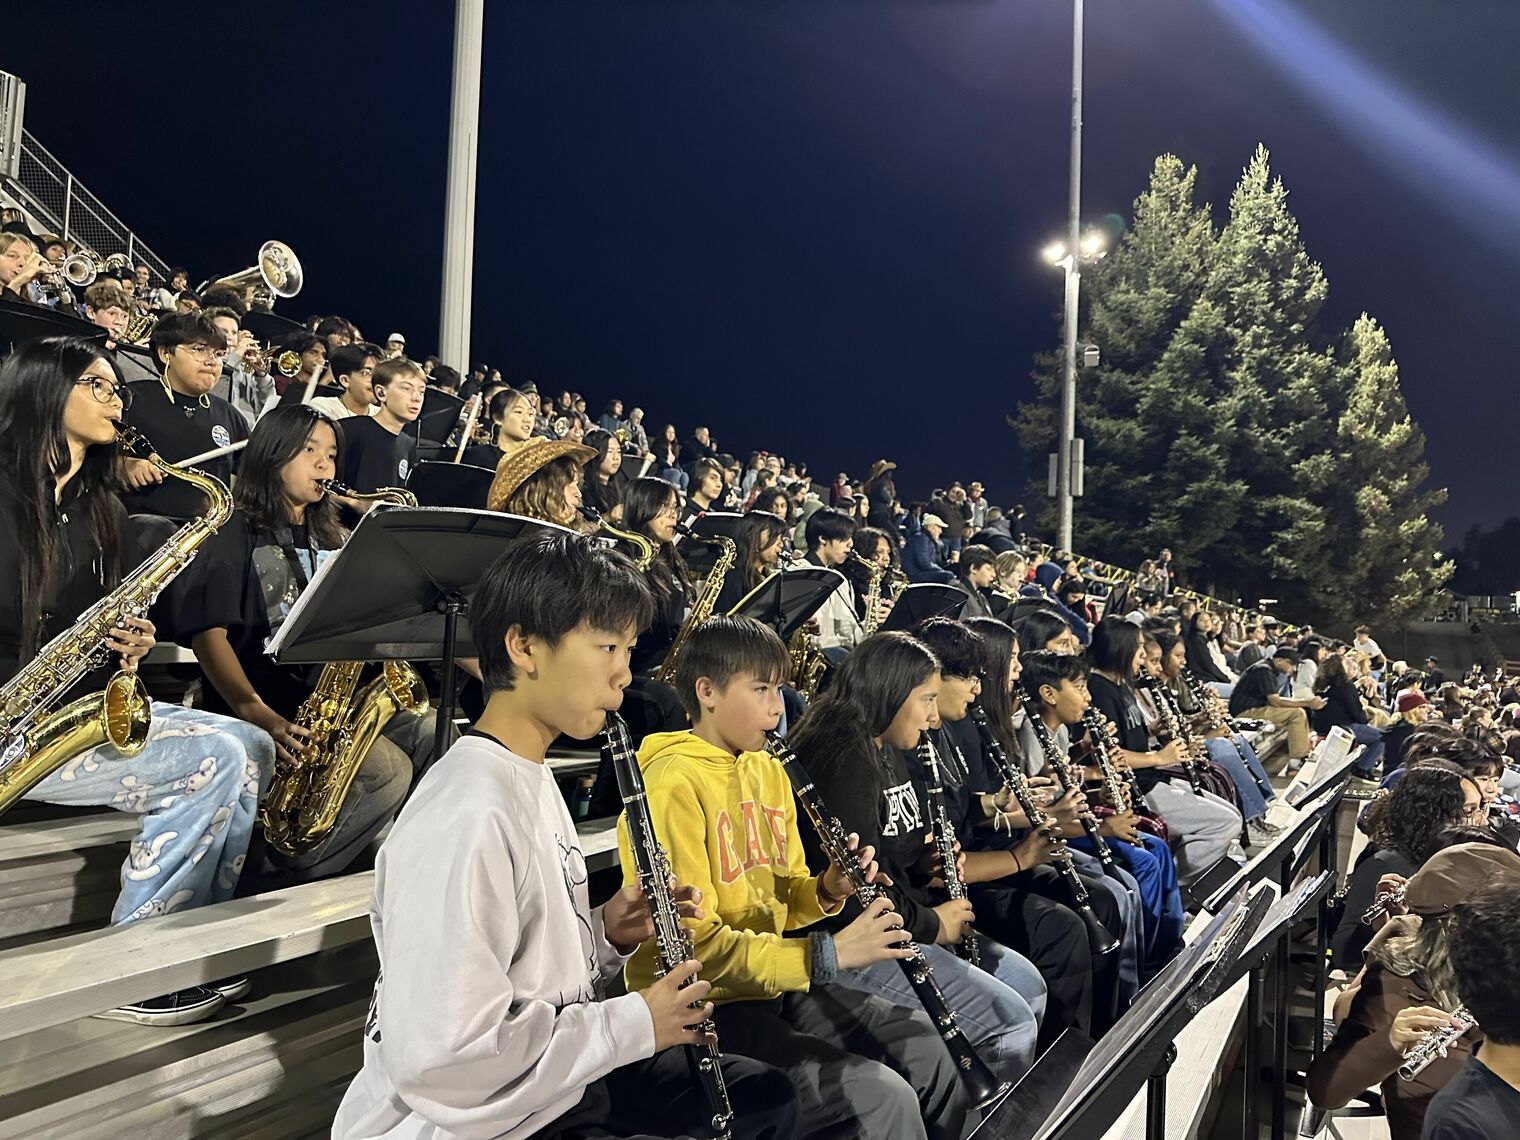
[0,814,136,944]
[0,943,374,1139]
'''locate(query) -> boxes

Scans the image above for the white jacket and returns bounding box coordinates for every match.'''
[333,735,654,1140]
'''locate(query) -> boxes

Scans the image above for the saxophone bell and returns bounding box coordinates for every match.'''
[579,505,655,571]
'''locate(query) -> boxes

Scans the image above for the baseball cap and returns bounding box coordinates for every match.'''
[922,513,948,529]
[386,332,406,344]
[1270,647,1300,665]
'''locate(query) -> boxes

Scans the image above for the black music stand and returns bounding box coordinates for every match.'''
[239,309,304,343]
[729,568,843,642]
[993,883,1274,1140]
[409,388,465,444]
[406,461,495,509]
[881,583,967,631]
[680,510,744,580]
[0,296,99,350]
[264,507,577,765]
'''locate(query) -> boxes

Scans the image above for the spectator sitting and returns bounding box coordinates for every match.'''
[953,544,998,620]
[596,398,625,434]
[903,513,955,583]
[623,406,648,454]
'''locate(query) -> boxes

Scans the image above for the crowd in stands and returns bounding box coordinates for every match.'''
[3,221,1519,1140]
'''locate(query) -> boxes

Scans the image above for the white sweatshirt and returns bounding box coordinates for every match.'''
[333,735,655,1140]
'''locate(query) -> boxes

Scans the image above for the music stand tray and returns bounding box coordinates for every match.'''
[729,568,843,642]
[1009,883,1275,1140]
[406,461,495,509]
[882,583,967,631]
[265,506,576,762]
[1202,787,1345,914]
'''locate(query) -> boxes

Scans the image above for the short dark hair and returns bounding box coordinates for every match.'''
[200,285,248,317]
[329,342,378,386]
[473,534,654,694]
[672,615,791,721]
[315,315,351,341]
[1019,648,1088,704]
[151,311,228,365]
[1449,875,1520,1043]
[1088,616,1141,678]
[804,506,855,552]
[914,617,983,679]
[959,544,995,577]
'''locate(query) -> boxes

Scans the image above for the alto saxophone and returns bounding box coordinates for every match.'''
[850,551,888,636]
[656,525,737,683]
[259,481,429,856]
[0,428,231,815]
[579,504,654,571]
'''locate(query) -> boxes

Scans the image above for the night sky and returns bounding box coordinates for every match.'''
[6,0,1517,541]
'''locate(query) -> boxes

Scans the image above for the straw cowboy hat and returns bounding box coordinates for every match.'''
[864,459,897,484]
[487,437,595,512]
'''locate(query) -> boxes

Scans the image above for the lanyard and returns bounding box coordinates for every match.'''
[266,525,319,591]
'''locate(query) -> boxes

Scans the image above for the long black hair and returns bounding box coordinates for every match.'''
[963,616,1027,767]
[793,631,940,747]
[1089,616,1142,683]
[621,476,691,600]
[733,510,786,590]
[233,404,346,548]
[581,427,620,514]
[0,338,126,658]
[1015,607,1075,654]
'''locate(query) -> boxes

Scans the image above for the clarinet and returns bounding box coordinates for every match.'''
[766,731,1011,1111]
[604,713,733,1140]
[1397,1005,1475,1081]
[970,705,1119,955]
[1137,674,1205,796]
[1082,708,1137,816]
[918,735,979,966]
[1019,693,1118,873]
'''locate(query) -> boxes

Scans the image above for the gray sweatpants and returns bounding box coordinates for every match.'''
[711,984,971,1140]
[1142,779,1243,884]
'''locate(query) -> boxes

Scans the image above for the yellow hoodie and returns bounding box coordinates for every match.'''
[618,729,840,1004]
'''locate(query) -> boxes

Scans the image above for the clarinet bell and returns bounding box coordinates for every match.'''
[1081,904,1121,956]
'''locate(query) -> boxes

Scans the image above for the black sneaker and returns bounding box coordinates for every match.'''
[208,975,252,1002]
[92,986,225,1026]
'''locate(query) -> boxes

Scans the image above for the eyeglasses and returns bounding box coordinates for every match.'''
[655,503,680,518]
[75,376,132,408]
[178,343,228,363]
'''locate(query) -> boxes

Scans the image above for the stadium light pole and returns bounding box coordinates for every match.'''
[1055,0,1084,554]
[439,0,485,372]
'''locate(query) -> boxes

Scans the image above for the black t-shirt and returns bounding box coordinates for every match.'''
[1230,659,1282,716]
[0,477,126,691]
[338,416,417,493]
[1088,671,1166,793]
[166,509,337,720]
[630,565,686,678]
[121,382,247,520]
[1421,1054,1520,1139]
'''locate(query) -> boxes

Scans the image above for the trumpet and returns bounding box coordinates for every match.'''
[1361,883,1407,925]
[319,480,418,508]
[58,250,133,289]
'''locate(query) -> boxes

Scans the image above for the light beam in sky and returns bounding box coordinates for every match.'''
[1209,0,1520,256]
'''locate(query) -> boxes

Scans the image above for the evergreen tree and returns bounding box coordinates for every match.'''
[1015,155,1242,570]
[1198,145,1338,604]
[1314,314,1451,622]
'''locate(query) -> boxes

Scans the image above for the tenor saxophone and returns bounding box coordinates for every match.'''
[260,480,428,856]
[656,525,737,683]
[850,551,887,636]
[0,428,231,815]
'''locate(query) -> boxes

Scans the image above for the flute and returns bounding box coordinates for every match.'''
[1398,1005,1475,1081]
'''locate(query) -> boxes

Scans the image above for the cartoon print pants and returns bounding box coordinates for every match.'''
[26,701,275,925]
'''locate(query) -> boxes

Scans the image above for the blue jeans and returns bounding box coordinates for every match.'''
[1205,736,1270,821]
[1070,834,1185,980]
[832,935,1046,1084]
[1068,847,1141,1005]
[661,466,689,491]
[1346,723,1385,775]
[27,701,274,924]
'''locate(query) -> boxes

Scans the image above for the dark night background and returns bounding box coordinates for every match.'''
[5,0,1517,541]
